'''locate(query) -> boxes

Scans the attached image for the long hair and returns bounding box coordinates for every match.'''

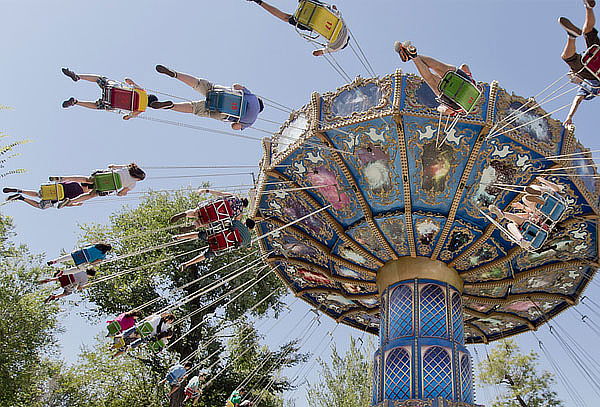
[128,163,146,181]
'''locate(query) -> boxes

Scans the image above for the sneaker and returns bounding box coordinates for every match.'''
[49,176,62,181]
[488,204,503,218]
[559,17,583,37]
[178,225,197,234]
[585,0,596,8]
[57,199,71,209]
[47,260,54,266]
[62,97,77,108]
[149,100,174,109]
[169,212,187,224]
[61,67,80,82]
[156,65,177,78]
[394,40,417,62]
[6,194,23,202]
[2,187,19,193]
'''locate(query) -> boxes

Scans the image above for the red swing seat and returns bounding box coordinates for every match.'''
[582,44,600,81]
[207,228,243,254]
[102,86,148,112]
[198,199,235,224]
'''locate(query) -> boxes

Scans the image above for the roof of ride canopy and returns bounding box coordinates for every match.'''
[250,70,600,344]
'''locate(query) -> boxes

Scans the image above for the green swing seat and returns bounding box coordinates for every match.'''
[106,320,122,336]
[438,70,482,114]
[148,339,166,353]
[93,171,122,195]
[136,321,154,338]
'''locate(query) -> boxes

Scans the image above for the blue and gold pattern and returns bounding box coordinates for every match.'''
[252,70,599,347]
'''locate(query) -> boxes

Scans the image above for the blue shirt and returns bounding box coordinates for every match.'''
[71,246,106,265]
[165,364,187,385]
[239,87,261,130]
[232,220,252,247]
[576,79,600,100]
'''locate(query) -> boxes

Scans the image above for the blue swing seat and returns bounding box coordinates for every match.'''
[520,221,548,251]
[206,90,247,122]
[537,193,567,222]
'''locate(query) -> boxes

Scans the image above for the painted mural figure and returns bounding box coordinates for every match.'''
[357,146,393,194]
[560,0,600,126]
[421,142,453,194]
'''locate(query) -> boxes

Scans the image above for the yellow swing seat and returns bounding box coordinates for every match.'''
[293,0,343,43]
[39,183,65,201]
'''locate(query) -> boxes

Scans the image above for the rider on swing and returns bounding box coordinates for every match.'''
[560,0,600,127]
[394,41,475,115]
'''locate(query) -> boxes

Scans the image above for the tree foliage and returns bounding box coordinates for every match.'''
[0,214,61,407]
[66,189,299,406]
[477,339,564,407]
[306,336,373,407]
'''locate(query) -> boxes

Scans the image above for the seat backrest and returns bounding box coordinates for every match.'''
[438,71,482,113]
[107,320,122,336]
[294,0,342,41]
[108,87,136,111]
[198,199,234,224]
[206,90,247,120]
[39,183,65,201]
[583,44,600,80]
[93,171,123,192]
[137,321,154,337]
[133,89,148,112]
[207,229,243,252]
[148,339,165,353]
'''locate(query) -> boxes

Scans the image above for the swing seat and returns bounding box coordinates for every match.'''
[148,339,166,353]
[113,337,126,349]
[39,183,65,201]
[537,193,567,222]
[198,199,235,224]
[207,228,243,254]
[293,0,343,42]
[520,221,548,251]
[93,171,122,194]
[106,320,122,336]
[438,70,482,114]
[206,90,247,122]
[136,321,154,338]
[582,44,600,81]
[71,248,92,266]
[102,86,148,112]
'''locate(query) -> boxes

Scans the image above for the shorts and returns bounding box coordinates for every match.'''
[39,200,55,210]
[564,28,600,80]
[576,78,600,100]
[61,182,85,199]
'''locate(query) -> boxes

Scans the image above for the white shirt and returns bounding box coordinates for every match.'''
[147,315,172,335]
[116,168,137,190]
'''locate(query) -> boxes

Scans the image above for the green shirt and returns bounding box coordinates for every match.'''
[231,220,252,247]
[225,390,242,407]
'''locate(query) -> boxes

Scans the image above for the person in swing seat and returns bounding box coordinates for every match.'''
[49,163,146,207]
[169,189,250,233]
[154,65,264,130]
[38,268,97,303]
[174,219,255,270]
[245,0,350,56]
[559,0,600,126]
[60,68,173,119]
[2,180,94,209]
[393,40,476,115]
[47,243,112,267]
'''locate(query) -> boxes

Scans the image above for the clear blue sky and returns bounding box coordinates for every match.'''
[2,0,600,405]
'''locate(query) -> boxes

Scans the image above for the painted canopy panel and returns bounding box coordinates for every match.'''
[253,71,600,342]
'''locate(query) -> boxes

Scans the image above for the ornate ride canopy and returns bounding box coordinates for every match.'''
[251,70,600,344]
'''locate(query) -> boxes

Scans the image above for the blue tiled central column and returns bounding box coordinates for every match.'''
[371,258,480,407]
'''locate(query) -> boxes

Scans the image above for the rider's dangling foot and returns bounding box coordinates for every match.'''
[156,65,177,78]
[394,41,418,62]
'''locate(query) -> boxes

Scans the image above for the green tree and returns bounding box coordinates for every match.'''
[71,189,299,406]
[306,336,373,407]
[0,214,61,407]
[477,339,564,407]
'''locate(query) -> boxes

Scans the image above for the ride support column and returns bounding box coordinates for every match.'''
[371,257,481,407]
